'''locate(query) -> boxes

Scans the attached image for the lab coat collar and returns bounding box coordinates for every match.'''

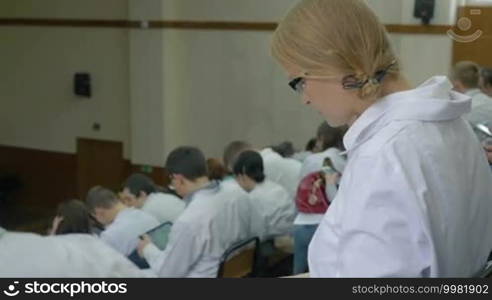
[344,76,472,152]
[183,180,220,206]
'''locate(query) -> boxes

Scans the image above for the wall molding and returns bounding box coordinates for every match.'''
[0,18,452,34]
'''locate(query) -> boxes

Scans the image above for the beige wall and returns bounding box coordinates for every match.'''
[0,1,131,157]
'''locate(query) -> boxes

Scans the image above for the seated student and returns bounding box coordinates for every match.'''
[234,151,295,240]
[299,122,347,179]
[86,186,159,257]
[207,158,228,181]
[293,138,317,162]
[48,199,92,235]
[121,173,185,223]
[137,146,253,278]
[0,226,151,277]
[480,67,492,97]
[221,142,265,240]
[451,61,492,141]
[294,123,346,274]
[271,141,296,158]
[260,147,302,202]
[223,140,302,200]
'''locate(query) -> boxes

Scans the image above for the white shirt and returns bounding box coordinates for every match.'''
[248,180,295,239]
[299,148,347,180]
[142,192,185,223]
[101,208,159,257]
[143,182,252,278]
[309,76,492,278]
[220,177,264,240]
[293,151,313,163]
[295,148,347,225]
[463,89,492,141]
[0,229,151,277]
[260,148,302,199]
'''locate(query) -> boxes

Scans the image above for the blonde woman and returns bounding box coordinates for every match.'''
[272,0,492,277]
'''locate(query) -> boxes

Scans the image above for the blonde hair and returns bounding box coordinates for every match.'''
[451,61,480,89]
[272,0,400,98]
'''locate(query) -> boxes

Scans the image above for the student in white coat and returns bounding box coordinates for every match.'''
[451,61,492,142]
[0,227,150,277]
[137,146,252,278]
[86,186,159,257]
[299,123,347,180]
[222,140,302,200]
[120,173,185,223]
[271,0,492,277]
[222,141,271,239]
[260,147,302,200]
[293,122,346,274]
[233,151,295,240]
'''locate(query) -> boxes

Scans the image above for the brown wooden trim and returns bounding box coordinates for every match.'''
[385,24,451,35]
[0,18,452,34]
[0,18,138,28]
[149,20,277,31]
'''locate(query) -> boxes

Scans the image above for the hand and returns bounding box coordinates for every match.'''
[48,216,64,235]
[137,234,152,257]
[484,145,492,164]
[324,172,340,185]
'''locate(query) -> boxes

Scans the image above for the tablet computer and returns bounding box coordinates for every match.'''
[145,222,172,251]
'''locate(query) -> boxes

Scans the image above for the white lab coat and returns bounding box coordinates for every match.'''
[141,192,185,223]
[0,228,151,277]
[260,148,302,199]
[248,180,295,239]
[100,208,159,257]
[220,177,264,240]
[299,148,347,180]
[463,89,492,141]
[142,183,252,277]
[308,76,492,278]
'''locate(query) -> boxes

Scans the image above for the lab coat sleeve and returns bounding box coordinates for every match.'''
[328,154,433,277]
[142,222,204,277]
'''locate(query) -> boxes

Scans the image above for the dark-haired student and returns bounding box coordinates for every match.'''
[120,173,185,223]
[86,186,159,257]
[234,151,294,240]
[48,199,92,235]
[137,146,252,277]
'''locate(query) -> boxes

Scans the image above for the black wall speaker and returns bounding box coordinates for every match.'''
[74,73,91,98]
[414,0,435,25]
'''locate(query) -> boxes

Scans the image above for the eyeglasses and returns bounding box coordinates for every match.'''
[288,74,366,94]
[288,62,396,94]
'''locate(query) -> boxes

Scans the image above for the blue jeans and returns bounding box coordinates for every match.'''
[293,224,319,274]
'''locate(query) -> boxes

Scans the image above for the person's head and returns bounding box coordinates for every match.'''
[305,138,317,152]
[207,158,228,181]
[315,122,346,151]
[85,186,123,226]
[450,61,480,93]
[52,199,91,235]
[271,141,295,158]
[223,141,254,173]
[233,151,265,192]
[165,146,209,197]
[480,67,492,97]
[271,0,401,127]
[120,173,156,208]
